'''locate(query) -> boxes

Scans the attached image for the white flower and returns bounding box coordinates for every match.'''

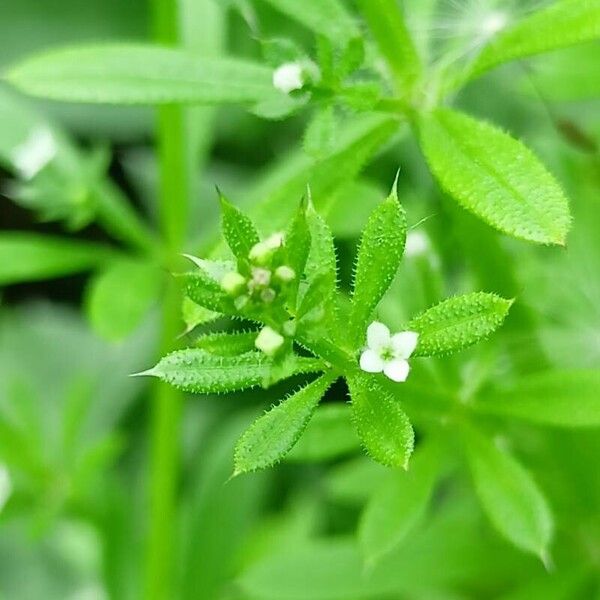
[360,322,419,383]
[11,127,57,180]
[272,62,304,94]
[255,326,285,356]
[404,231,429,258]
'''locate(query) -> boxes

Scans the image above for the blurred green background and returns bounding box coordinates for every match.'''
[0,0,599,599]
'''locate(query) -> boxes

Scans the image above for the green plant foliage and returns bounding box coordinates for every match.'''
[0,233,111,285]
[233,373,335,474]
[195,330,259,356]
[471,0,600,79]
[85,258,161,341]
[409,292,513,357]
[476,370,600,427]
[359,442,440,565]
[417,108,571,245]
[348,374,414,469]
[463,423,554,560]
[6,44,275,105]
[349,181,407,346]
[142,349,324,393]
[219,192,260,262]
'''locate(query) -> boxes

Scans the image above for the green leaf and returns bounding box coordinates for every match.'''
[417,107,571,245]
[181,297,220,333]
[195,330,259,356]
[476,370,600,427]
[348,373,414,469]
[0,233,110,285]
[85,258,161,341]
[462,423,553,559]
[287,404,359,462]
[179,271,233,315]
[409,292,512,357]
[142,349,324,394]
[261,0,359,44]
[5,44,275,106]
[220,192,260,262]
[349,182,406,347]
[356,0,421,90]
[285,200,311,304]
[247,114,398,233]
[233,373,335,474]
[359,442,439,565]
[470,0,600,80]
[303,106,337,160]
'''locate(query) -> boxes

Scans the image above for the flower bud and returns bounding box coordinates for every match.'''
[221,271,246,295]
[251,267,271,287]
[260,288,276,304]
[255,326,285,357]
[272,62,304,95]
[283,320,297,336]
[274,265,296,282]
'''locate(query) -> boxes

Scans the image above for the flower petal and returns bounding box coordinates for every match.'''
[360,349,384,373]
[366,321,391,351]
[383,359,410,382]
[391,331,419,359]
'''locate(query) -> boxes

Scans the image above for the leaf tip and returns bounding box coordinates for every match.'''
[130,367,157,378]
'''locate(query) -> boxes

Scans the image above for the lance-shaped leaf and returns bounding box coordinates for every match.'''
[348,373,414,469]
[195,330,259,357]
[261,0,359,44]
[220,193,260,262]
[359,442,439,565]
[5,44,274,105]
[409,292,512,357]
[356,0,421,90]
[0,233,111,285]
[287,404,359,462]
[417,108,571,245]
[285,200,311,305]
[86,258,161,341]
[233,372,335,474]
[462,423,553,559]
[179,271,234,315]
[140,349,324,394]
[349,182,407,347]
[181,297,220,334]
[476,370,600,427]
[470,0,600,80]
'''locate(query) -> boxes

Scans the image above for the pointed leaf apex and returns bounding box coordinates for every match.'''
[181,253,204,269]
[130,367,157,378]
[540,548,554,572]
[391,168,401,199]
[305,184,316,212]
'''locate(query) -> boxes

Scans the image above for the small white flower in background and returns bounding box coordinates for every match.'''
[0,464,12,513]
[404,231,430,258]
[11,127,57,180]
[272,62,304,94]
[249,232,285,264]
[360,321,419,383]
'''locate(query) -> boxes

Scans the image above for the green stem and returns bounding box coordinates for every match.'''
[146,0,190,598]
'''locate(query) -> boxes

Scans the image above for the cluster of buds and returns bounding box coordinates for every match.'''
[220,231,299,357]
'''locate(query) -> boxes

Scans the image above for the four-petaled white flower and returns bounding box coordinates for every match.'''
[272,62,304,94]
[360,322,419,383]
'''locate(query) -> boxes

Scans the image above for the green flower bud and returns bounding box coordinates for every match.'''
[274,265,296,282]
[251,267,271,287]
[283,320,297,336]
[260,288,276,303]
[221,271,246,295]
[248,232,284,265]
[255,326,285,357]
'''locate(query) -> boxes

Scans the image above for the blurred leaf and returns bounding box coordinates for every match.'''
[85,258,161,341]
[359,442,439,566]
[349,182,406,347]
[260,0,359,44]
[0,233,111,285]
[356,0,421,90]
[417,108,571,245]
[6,44,275,105]
[409,292,512,357]
[234,373,334,474]
[348,373,414,469]
[462,423,554,559]
[143,349,324,393]
[471,0,600,80]
[476,370,600,427]
[181,297,220,333]
[287,403,359,462]
[303,106,337,160]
